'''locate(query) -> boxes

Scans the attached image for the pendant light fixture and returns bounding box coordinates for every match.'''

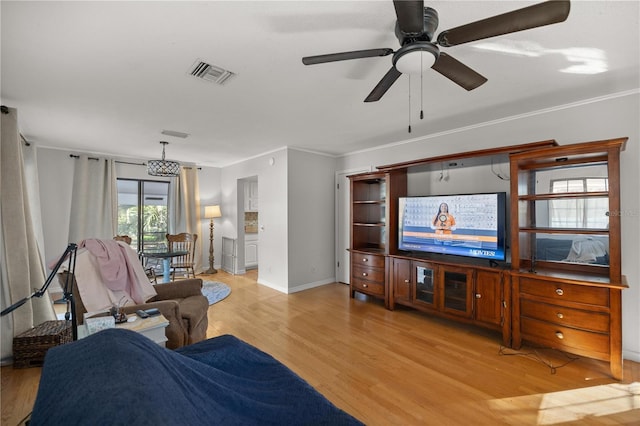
[148,141,180,177]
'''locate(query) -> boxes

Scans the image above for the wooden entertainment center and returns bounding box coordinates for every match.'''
[349,137,628,379]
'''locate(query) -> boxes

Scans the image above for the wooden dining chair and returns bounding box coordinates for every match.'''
[113,235,132,245]
[166,233,198,281]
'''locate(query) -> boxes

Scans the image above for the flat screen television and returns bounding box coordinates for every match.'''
[398,192,507,261]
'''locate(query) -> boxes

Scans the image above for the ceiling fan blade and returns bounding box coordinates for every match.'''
[302,48,394,65]
[393,0,424,35]
[364,67,403,102]
[437,0,570,47]
[431,52,487,91]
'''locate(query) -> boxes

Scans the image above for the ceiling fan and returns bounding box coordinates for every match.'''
[302,0,570,102]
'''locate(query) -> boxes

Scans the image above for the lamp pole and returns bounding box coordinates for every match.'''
[204,205,222,274]
[205,217,217,274]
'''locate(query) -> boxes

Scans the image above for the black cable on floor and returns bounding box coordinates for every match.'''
[498,345,580,374]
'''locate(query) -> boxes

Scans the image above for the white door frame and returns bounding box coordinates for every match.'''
[236,175,258,275]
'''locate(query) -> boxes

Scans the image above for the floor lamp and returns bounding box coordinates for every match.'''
[204,205,222,274]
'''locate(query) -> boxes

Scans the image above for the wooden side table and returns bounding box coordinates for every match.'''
[79,314,169,347]
[115,314,169,347]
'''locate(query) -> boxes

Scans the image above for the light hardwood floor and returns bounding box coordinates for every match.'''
[2,270,639,425]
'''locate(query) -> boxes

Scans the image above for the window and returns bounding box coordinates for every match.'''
[117,179,170,252]
[549,177,609,229]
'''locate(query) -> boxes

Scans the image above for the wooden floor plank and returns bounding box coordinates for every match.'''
[2,270,638,425]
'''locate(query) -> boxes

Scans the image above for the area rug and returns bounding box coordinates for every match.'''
[201,281,231,305]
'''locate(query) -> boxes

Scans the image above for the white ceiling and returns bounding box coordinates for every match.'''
[2,1,638,167]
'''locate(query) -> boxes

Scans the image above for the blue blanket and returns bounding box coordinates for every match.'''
[30,329,362,425]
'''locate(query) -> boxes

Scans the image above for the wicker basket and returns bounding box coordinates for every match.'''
[13,320,72,368]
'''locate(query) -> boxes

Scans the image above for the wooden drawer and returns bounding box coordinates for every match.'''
[351,277,385,296]
[521,317,610,358]
[352,264,384,284]
[519,278,609,307]
[351,253,385,268]
[520,299,610,333]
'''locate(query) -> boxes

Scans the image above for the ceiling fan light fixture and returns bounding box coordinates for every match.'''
[393,43,439,75]
[148,141,180,177]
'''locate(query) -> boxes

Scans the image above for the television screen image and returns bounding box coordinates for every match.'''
[398,192,506,261]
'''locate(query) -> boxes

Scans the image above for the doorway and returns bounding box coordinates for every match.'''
[237,176,259,275]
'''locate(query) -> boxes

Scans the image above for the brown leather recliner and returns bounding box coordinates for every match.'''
[58,273,209,349]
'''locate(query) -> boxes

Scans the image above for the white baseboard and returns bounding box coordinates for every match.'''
[256,278,287,293]
[256,277,336,294]
[623,349,640,363]
[287,278,336,294]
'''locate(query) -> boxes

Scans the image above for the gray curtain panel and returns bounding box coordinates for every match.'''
[68,155,117,244]
[0,106,55,363]
[168,166,202,273]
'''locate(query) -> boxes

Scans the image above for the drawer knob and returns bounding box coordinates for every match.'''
[555,288,564,296]
[556,312,564,319]
[362,272,368,277]
[362,258,368,262]
[555,331,564,340]
[362,283,368,288]
[475,293,482,299]
[404,279,410,284]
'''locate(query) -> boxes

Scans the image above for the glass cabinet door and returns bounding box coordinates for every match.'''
[413,262,436,309]
[442,267,473,317]
[510,139,624,279]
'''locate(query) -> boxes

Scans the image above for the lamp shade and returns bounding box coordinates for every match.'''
[393,42,439,75]
[205,205,222,219]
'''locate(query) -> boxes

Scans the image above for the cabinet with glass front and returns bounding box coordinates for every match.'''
[510,138,625,277]
[509,137,628,380]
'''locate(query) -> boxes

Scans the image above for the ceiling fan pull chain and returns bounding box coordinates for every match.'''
[408,75,412,133]
[420,56,424,120]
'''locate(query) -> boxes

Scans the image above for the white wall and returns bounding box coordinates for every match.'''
[287,149,337,292]
[336,91,640,362]
[406,162,511,197]
[218,148,337,293]
[37,148,74,266]
[220,149,289,292]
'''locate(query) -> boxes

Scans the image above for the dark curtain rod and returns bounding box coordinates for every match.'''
[69,154,201,169]
[69,154,101,161]
[70,154,142,165]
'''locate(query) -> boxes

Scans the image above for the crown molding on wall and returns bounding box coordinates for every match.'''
[339,88,640,158]
[26,88,640,169]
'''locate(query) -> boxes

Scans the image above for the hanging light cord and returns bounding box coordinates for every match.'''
[161,141,168,160]
[408,75,412,133]
[407,53,427,133]
[420,54,424,120]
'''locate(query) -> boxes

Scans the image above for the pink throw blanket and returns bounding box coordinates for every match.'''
[78,239,154,305]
